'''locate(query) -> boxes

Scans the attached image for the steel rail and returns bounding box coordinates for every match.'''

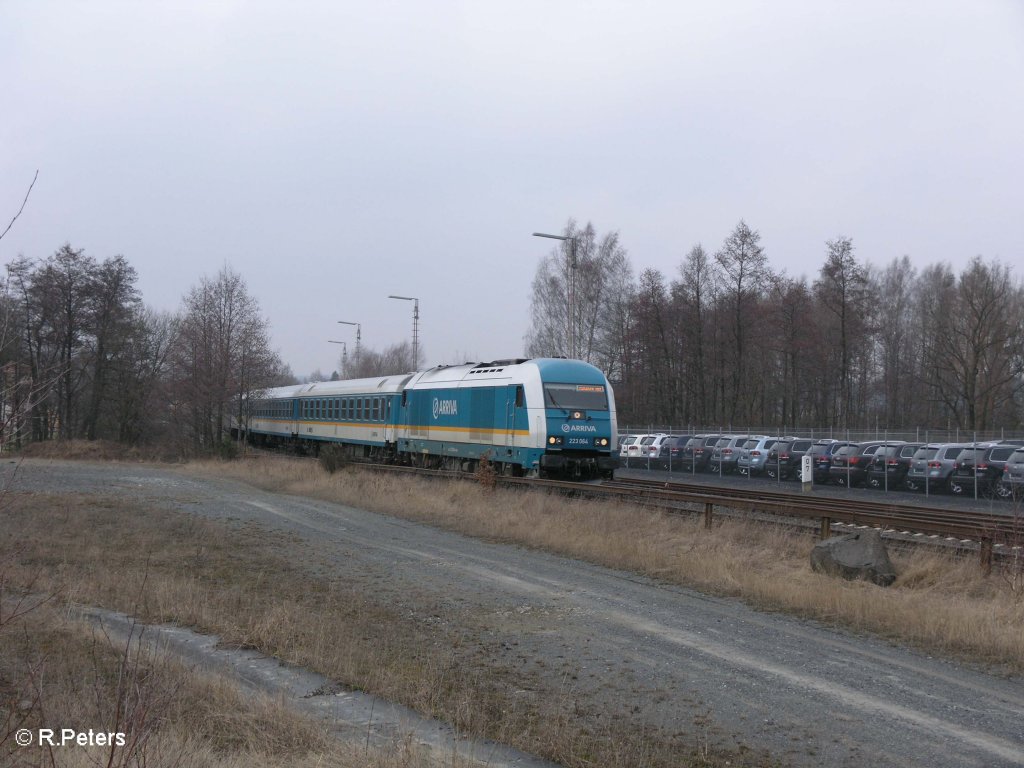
[362,464,1021,571]
[594,476,1021,571]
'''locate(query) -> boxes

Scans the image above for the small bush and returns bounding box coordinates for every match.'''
[475,452,497,491]
[217,438,239,461]
[319,445,350,475]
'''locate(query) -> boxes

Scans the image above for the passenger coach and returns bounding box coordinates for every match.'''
[243,358,619,479]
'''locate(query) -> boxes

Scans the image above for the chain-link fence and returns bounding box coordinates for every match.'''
[618,425,1024,444]
[616,425,1024,500]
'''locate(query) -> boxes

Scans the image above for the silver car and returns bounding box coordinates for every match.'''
[736,436,781,475]
[904,443,982,493]
[710,435,765,474]
[1002,446,1024,500]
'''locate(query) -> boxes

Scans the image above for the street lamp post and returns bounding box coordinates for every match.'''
[328,340,347,378]
[336,321,361,364]
[387,295,419,370]
[532,232,578,359]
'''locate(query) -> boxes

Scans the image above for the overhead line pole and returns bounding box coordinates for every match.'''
[532,232,578,359]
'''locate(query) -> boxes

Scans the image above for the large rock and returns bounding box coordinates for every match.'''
[810,530,897,587]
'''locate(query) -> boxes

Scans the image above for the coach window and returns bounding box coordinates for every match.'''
[372,398,380,421]
[514,385,525,408]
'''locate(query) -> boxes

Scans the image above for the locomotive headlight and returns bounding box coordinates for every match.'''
[548,436,556,444]
[598,438,609,447]
[548,436,563,445]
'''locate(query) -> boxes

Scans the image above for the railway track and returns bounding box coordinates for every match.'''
[244,450,1022,569]
[362,463,1022,569]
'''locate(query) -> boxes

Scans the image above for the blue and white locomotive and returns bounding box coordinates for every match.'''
[244,358,619,479]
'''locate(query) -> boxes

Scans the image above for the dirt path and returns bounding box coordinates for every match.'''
[10,460,1024,768]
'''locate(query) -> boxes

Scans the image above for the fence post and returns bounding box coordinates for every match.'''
[980,537,993,576]
[820,516,832,539]
[704,502,713,529]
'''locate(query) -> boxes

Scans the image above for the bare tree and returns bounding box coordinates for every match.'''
[927,258,1024,429]
[814,237,870,427]
[715,220,770,422]
[672,244,718,423]
[0,170,38,243]
[525,220,634,369]
[82,255,141,440]
[112,308,179,444]
[346,341,418,378]
[873,255,918,426]
[174,266,283,450]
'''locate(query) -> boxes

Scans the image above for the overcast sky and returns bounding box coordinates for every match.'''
[2,1,1022,377]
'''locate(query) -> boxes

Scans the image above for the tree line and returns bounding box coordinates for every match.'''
[527,220,1024,431]
[0,245,288,451]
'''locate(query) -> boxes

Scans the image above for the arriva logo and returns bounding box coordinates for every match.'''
[561,424,597,433]
[432,398,458,418]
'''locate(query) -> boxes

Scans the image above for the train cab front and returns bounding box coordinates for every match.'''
[539,380,619,480]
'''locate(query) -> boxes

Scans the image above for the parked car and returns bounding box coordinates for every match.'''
[764,438,815,480]
[620,434,660,463]
[629,434,668,464]
[948,444,1016,498]
[655,435,695,470]
[1000,446,1024,500]
[806,440,855,483]
[618,434,640,458]
[736,436,782,476]
[866,443,924,490]
[710,435,765,474]
[681,434,722,472]
[828,441,904,487]
[904,443,978,493]
[644,434,686,462]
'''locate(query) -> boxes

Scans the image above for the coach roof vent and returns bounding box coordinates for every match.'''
[485,358,529,366]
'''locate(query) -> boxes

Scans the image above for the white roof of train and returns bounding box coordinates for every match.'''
[255,358,539,400]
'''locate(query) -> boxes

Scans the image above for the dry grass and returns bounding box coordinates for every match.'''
[0,600,443,768]
[13,438,183,463]
[1,490,744,768]
[197,458,1024,670]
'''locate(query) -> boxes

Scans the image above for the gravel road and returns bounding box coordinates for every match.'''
[9,459,1024,767]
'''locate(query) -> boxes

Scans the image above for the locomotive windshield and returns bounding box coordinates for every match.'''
[543,383,608,411]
